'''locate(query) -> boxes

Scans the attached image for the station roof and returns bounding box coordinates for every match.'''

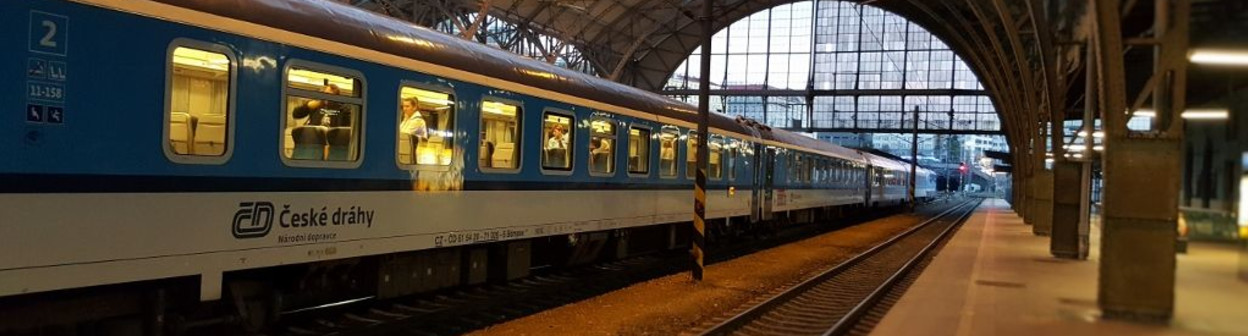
[349,0,1248,153]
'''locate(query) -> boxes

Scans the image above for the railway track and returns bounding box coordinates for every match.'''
[697,198,981,336]
[248,201,962,336]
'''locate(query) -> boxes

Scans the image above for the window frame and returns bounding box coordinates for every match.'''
[396,81,457,172]
[726,138,739,181]
[587,115,618,177]
[162,39,238,165]
[658,125,681,179]
[685,130,702,180]
[627,124,653,177]
[539,108,576,176]
[278,60,367,169]
[477,96,524,174]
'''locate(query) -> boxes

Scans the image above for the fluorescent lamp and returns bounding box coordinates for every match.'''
[1183,109,1229,120]
[1132,108,1229,120]
[1190,50,1248,66]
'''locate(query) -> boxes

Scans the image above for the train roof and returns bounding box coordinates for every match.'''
[145,0,890,163]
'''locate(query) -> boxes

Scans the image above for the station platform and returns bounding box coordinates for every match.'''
[873,199,1248,336]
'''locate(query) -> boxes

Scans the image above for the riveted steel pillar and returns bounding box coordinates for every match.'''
[1053,42,1096,259]
[1033,169,1054,236]
[1094,0,1188,322]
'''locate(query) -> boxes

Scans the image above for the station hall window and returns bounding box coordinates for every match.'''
[542,112,573,170]
[283,67,362,162]
[590,119,616,174]
[398,86,455,166]
[168,46,230,157]
[480,100,521,170]
[659,126,680,177]
[629,127,651,175]
[708,135,724,180]
[686,131,699,179]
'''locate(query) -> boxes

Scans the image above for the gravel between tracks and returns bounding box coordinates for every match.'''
[466,213,923,336]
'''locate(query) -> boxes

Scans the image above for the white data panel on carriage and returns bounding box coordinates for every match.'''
[0,189,738,297]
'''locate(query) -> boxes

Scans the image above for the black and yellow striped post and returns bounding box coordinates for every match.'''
[691,0,713,282]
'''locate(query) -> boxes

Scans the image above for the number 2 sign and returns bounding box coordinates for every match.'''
[29,11,68,56]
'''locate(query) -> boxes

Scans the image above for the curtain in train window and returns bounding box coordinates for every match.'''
[659,126,680,177]
[480,100,521,170]
[168,46,230,156]
[283,67,362,161]
[726,139,738,180]
[542,112,573,170]
[589,119,616,174]
[708,135,724,180]
[628,127,651,174]
[398,86,455,166]
[686,131,700,179]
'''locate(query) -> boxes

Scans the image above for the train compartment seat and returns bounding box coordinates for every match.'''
[291,126,329,160]
[192,114,227,156]
[169,112,195,154]
[326,127,353,161]
[491,143,515,168]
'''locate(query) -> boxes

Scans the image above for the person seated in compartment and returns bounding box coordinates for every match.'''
[292,84,352,127]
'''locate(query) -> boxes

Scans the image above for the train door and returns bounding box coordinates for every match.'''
[751,145,776,222]
[864,165,874,207]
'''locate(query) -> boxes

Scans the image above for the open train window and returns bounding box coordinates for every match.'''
[281,62,364,168]
[398,85,455,168]
[659,126,680,178]
[541,111,574,172]
[165,42,235,164]
[589,118,616,175]
[628,126,651,175]
[479,99,522,171]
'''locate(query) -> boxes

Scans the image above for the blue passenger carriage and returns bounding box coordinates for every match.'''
[0,0,936,331]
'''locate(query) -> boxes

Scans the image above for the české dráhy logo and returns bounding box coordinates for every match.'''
[233,202,274,238]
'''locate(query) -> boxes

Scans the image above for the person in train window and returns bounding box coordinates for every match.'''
[293,84,351,127]
[545,124,568,167]
[591,136,612,171]
[400,98,429,139]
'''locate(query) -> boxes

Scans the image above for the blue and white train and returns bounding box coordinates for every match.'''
[0,0,936,331]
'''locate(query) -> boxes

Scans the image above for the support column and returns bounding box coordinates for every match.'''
[1033,169,1054,236]
[1051,161,1090,258]
[1093,0,1188,321]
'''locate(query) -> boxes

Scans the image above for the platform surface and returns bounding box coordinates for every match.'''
[873,199,1248,336]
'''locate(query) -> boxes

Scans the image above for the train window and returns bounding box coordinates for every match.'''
[659,126,679,177]
[726,139,738,181]
[166,44,233,162]
[628,127,651,175]
[398,86,455,167]
[282,64,364,166]
[541,112,573,171]
[708,135,724,180]
[589,119,616,175]
[480,99,522,171]
[686,131,699,179]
